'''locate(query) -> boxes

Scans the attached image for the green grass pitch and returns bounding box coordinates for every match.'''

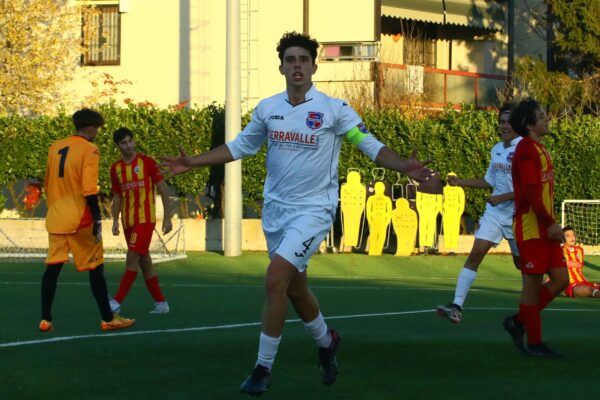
[1,252,599,400]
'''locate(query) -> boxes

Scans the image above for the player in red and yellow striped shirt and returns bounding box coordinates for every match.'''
[562,227,600,298]
[40,109,135,332]
[502,99,569,358]
[109,127,173,314]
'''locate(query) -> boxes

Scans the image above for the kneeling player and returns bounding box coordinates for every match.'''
[562,227,600,298]
[109,127,172,314]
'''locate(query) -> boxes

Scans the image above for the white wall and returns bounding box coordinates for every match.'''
[309,0,376,42]
[189,0,305,111]
[70,0,182,108]
[66,0,517,111]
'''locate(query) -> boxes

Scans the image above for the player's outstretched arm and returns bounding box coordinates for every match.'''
[488,191,514,206]
[374,147,434,182]
[448,176,490,189]
[158,144,235,180]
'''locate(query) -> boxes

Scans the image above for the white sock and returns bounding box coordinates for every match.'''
[452,268,478,308]
[256,332,281,371]
[303,312,331,348]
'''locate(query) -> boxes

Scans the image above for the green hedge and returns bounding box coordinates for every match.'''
[0,103,221,215]
[1,104,599,220]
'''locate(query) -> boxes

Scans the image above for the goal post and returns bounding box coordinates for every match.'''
[561,200,600,254]
[0,218,186,263]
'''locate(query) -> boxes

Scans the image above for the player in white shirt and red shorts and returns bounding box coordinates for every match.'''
[159,31,436,395]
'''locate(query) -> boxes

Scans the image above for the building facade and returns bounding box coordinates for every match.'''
[71,0,547,110]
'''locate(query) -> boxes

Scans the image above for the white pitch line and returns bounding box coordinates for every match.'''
[0,281,461,291]
[2,307,599,349]
[0,273,525,281]
[3,309,434,349]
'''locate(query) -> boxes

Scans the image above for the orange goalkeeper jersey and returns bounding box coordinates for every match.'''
[563,244,586,285]
[110,154,163,229]
[44,135,100,234]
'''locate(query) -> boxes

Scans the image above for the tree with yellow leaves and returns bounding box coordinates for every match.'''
[0,0,91,115]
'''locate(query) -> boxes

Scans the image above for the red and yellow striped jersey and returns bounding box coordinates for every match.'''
[111,154,163,229]
[563,244,587,285]
[512,137,555,241]
[45,136,100,234]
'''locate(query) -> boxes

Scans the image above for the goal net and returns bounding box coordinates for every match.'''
[561,200,600,254]
[0,218,186,263]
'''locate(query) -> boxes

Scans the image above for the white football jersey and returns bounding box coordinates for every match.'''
[483,136,522,222]
[227,85,384,207]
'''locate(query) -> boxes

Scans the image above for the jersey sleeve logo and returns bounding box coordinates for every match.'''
[306,111,324,130]
[358,122,369,134]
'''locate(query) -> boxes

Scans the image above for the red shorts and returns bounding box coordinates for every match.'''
[565,281,599,297]
[517,238,566,274]
[124,223,155,256]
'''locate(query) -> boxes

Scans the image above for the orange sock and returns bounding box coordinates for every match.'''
[145,276,165,302]
[114,270,138,304]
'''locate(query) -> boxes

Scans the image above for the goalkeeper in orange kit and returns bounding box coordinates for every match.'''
[39,109,135,333]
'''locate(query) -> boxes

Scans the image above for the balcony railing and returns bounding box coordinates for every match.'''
[377,63,507,109]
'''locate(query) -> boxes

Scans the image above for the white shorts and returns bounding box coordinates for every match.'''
[262,202,335,272]
[475,213,519,256]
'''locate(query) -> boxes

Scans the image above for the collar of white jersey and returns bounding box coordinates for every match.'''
[285,84,318,106]
[510,136,522,146]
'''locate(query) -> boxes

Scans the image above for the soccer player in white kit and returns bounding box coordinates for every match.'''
[159,32,434,395]
[437,104,521,323]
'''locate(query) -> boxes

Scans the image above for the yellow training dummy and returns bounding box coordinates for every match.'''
[391,198,418,256]
[366,181,392,256]
[340,171,366,248]
[442,173,465,250]
[415,175,444,249]
[416,192,440,248]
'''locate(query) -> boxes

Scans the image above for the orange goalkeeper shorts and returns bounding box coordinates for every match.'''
[46,224,104,271]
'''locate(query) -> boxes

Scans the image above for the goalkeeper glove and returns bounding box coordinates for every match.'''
[92,220,102,243]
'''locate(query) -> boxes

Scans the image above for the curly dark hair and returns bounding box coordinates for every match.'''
[509,98,541,137]
[276,31,319,64]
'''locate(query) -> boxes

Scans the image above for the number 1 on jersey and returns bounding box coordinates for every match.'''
[58,146,70,178]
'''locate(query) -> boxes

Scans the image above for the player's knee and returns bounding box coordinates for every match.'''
[465,252,484,268]
[89,264,105,277]
[264,275,288,297]
[44,263,63,277]
[574,286,591,298]
[557,274,569,291]
[286,285,307,301]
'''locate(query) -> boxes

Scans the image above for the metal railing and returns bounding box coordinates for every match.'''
[378,62,506,109]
